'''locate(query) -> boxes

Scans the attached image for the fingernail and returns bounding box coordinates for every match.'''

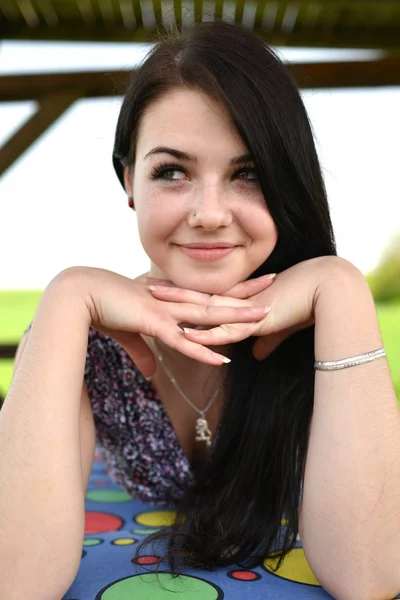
[267,273,277,279]
[219,356,231,364]
[251,306,271,314]
[182,327,200,335]
[148,284,170,292]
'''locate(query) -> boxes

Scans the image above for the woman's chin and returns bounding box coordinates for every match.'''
[150,265,243,295]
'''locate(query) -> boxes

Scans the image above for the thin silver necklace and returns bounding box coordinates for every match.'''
[151,338,221,448]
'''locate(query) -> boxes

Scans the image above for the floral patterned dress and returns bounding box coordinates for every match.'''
[84,328,217,507]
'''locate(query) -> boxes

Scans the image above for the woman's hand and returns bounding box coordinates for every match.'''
[52,266,275,376]
[147,256,348,360]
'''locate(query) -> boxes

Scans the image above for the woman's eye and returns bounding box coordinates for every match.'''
[151,164,258,183]
[151,165,186,181]
[235,167,258,182]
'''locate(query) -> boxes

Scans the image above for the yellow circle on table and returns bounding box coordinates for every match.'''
[264,548,320,586]
[136,511,178,527]
[113,538,136,546]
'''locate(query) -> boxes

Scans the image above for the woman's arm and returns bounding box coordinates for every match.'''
[0,265,265,600]
[0,272,91,600]
[299,264,400,600]
[148,256,400,597]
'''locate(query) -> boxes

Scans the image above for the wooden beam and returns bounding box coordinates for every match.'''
[289,58,400,89]
[1,58,399,177]
[0,92,80,176]
[1,58,400,107]
[259,30,400,51]
[0,24,155,44]
[1,23,400,50]
[0,71,132,102]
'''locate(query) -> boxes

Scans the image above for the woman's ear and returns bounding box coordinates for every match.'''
[123,166,133,197]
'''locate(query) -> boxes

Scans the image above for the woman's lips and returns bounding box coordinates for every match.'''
[177,245,237,261]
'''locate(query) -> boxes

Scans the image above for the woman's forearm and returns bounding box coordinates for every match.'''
[299,265,400,600]
[0,273,91,600]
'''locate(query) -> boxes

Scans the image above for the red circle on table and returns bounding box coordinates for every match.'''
[135,555,160,565]
[230,570,258,580]
[85,511,123,534]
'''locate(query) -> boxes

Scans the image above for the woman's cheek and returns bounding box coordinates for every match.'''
[137,205,174,253]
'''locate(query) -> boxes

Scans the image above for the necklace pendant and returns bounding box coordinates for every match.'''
[195,416,212,448]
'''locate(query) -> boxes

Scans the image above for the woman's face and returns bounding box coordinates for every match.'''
[124,88,278,294]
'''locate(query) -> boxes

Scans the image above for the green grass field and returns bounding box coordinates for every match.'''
[1,290,399,400]
[0,291,42,400]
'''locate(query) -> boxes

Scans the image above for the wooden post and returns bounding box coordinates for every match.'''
[0,92,80,175]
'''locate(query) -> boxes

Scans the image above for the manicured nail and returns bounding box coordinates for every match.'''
[219,356,231,364]
[148,284,170,292]
[251,306,272,314]
[267,273,276,279]
[182,327,200,335]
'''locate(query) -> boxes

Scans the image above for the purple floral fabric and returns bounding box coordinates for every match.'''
[84,328,197,507]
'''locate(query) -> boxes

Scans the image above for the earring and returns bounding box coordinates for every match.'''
[128,197,134,209]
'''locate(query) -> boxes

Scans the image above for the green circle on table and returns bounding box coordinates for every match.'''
[132,528,161,535]
[100,573,221,599]
[83,538,103,546]
[85,489,132,503]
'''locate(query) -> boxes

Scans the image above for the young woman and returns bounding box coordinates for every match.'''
[1,21,399,600]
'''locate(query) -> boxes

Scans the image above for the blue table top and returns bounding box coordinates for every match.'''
[62,448,399,600]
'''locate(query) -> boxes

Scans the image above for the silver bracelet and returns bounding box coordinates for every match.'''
[314,348,386,371]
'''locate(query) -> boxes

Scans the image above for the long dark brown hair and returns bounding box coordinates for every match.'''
[113,21,336,575]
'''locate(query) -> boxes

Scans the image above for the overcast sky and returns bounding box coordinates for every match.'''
[1,41,399,289]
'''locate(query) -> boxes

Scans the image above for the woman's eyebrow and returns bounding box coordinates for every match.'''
[144,146,253,165]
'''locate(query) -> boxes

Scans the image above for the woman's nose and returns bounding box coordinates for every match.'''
[187,184,233,230]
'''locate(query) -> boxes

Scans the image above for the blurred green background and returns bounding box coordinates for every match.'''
[1,266,399,403]
[0,291,42,402]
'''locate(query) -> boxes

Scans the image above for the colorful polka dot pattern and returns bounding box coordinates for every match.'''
[60,451,400,599]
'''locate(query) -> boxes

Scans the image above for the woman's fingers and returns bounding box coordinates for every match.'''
[181,321,260,346]
[220,273,276,299]
[146,273,276,300]
[145,276,176,287]
[167,302,270,325]
[149,285,214,305]
[149,285,249,307]
[160,331,232,365]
